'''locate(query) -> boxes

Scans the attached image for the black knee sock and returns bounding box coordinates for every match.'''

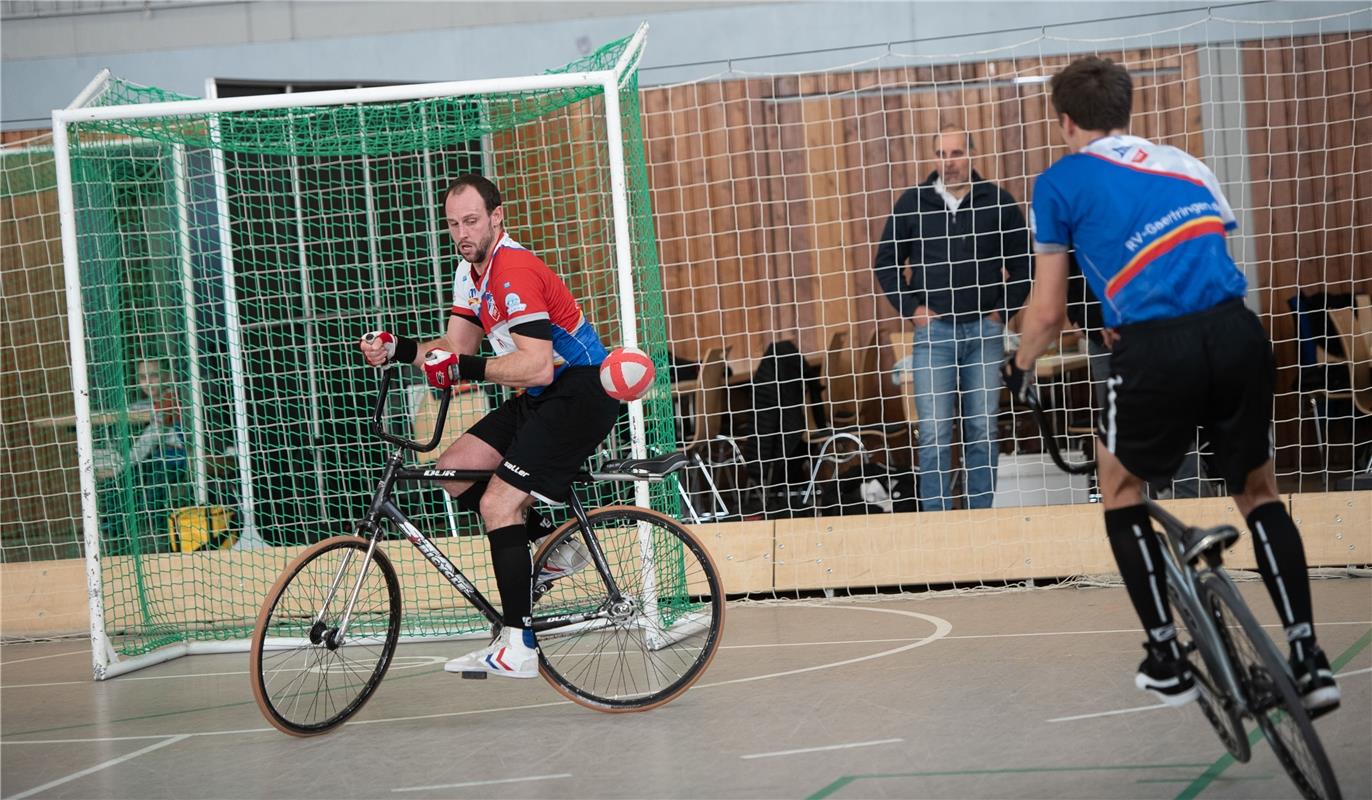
[1105,505,1179,658]
[525,508,556,543]
[486,524,532,629]
[1246,501,1316,656]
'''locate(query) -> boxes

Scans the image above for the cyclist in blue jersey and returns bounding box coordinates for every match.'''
[1004,57,1339,716]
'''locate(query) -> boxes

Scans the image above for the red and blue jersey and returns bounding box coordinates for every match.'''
[1030,135,1246,328]
[450,234,609,396]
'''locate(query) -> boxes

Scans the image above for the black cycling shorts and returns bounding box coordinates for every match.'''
[466,366,621,503]
[1099,298,1275,488]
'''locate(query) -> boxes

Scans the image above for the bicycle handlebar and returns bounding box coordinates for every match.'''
[370,367,453,452]
[1024,387,1098,476]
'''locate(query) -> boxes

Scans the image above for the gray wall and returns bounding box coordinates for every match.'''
[4,0,1367,131]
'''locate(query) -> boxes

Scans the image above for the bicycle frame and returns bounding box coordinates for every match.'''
[323,368,630,646]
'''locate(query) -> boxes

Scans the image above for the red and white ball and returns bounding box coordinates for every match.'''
[599,346,655,401]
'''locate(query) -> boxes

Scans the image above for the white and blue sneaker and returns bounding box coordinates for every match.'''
[444,626,539,679]
[536,537,592,584]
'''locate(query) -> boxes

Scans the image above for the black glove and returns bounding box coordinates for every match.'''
[1002,353,1034,403]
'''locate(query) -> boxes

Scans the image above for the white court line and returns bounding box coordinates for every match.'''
[1048,667,1371,723]
[0,650,87,667]
[2,656,446,690]
[946,619,1372,641]
[1047,703,1170,723]
[741,738,903,760]
[5,621,1366,690]
[393,773,571,792]
[3,734,188,800]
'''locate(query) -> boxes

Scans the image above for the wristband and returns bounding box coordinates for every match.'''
[458,354,488,381]
[392,335,418,365]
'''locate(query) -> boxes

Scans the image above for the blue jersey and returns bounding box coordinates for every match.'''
[1030,135,1246,328]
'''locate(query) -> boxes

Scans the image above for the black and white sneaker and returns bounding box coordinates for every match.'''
[1291,645,1340,719]
[1135,643,1199,706]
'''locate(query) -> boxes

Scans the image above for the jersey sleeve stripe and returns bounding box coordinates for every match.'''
[1105,216,1227,299]
[506,311,551,327]
[1082,151,1206,187]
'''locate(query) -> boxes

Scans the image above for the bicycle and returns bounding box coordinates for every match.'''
[1022,389,1341,800]
[250,368,725,736]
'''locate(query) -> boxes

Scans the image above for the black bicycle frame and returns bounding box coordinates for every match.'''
[352,368,626,633]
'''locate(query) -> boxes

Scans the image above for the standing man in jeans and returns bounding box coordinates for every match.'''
[874,125,1031,511]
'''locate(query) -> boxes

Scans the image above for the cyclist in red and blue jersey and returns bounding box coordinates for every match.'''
[359,174,619,679]
[1004,57,1339,716]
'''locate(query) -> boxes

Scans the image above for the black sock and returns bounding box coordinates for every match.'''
[1105,505,1179,659]
[486,524,532,628]
[525,508,557,543]
[454,482,486,517]
[1246,501,1316,657]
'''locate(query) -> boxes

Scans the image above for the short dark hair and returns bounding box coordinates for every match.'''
[444,173,501,212]
[1050,57,1133,132]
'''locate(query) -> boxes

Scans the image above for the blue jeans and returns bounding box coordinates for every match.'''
[911,315,1006,511]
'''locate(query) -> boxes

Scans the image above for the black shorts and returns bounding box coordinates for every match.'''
[1100,298,1275,488]
[467,366,621,503]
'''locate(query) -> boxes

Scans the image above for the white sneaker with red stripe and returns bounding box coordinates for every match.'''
[535,536,592,584]
[443,626,539,679]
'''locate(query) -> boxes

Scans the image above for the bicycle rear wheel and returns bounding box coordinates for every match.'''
[530,505,724,712]
[250,536,402,736]
[1201,572,1341,800]
[1167,581,1250,762]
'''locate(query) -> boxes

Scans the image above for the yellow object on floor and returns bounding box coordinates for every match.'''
[168,506,236,552]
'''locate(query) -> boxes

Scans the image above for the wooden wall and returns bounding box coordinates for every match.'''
[1244,33,1372,465]
[0,179,84,561]
[642,34,1368,469]
[643,48,1204,367]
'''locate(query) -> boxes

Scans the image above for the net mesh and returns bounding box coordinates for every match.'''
[3,9,1369,657]
[41,33,679,658]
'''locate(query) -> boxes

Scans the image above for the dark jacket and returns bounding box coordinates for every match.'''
[873,170,1032,324]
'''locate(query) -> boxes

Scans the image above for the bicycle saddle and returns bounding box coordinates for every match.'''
[1181,524,1242,565]
[592,451,688,482]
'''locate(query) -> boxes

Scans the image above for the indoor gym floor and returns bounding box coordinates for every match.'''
[2,578,1368,800]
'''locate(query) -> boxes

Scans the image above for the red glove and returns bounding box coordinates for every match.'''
[361,331,396,367]
[423,349,460,389]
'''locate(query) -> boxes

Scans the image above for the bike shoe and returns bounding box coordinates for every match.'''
[1135,641,1199,707]
[444,626,538,679]
[1290,644,1340,719]
[536,537,592,584]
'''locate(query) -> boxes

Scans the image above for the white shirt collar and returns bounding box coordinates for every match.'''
[932,178,965,212]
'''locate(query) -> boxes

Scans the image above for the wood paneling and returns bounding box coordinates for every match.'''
[1243,33,1372,468]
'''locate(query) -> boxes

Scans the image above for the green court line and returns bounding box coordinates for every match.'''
[1136,776,1272,784]
[808,627,1371,800]
[6,666,446,739]
[805,763,1214,800]
[1174,626,1372,800]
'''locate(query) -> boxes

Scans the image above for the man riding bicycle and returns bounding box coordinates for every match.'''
[359,173,619,678]
[1004,57,1340,716]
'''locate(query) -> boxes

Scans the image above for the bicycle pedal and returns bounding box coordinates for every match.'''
[460,671,488,680]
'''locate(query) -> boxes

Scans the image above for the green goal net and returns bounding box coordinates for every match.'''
[53,28,678,676]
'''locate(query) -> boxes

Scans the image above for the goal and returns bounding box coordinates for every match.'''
[49,26,675,678]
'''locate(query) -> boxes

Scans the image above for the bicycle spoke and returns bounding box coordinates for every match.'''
[532,507,723,711]
[251,538,401,735]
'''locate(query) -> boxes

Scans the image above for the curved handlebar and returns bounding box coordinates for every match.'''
[371,368,453,452]
[1024,388,1097,476]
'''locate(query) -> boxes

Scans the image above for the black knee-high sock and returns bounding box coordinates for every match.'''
[525,508,556,543]
[1246,501,1316,656]
[1105,505,1179,658]
[486,524,531,629]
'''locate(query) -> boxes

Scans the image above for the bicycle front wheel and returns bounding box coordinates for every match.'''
[1201,572,1341,800]
[531,505,725,712]
[250,536,402,736]
[1167,580,1249,762]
